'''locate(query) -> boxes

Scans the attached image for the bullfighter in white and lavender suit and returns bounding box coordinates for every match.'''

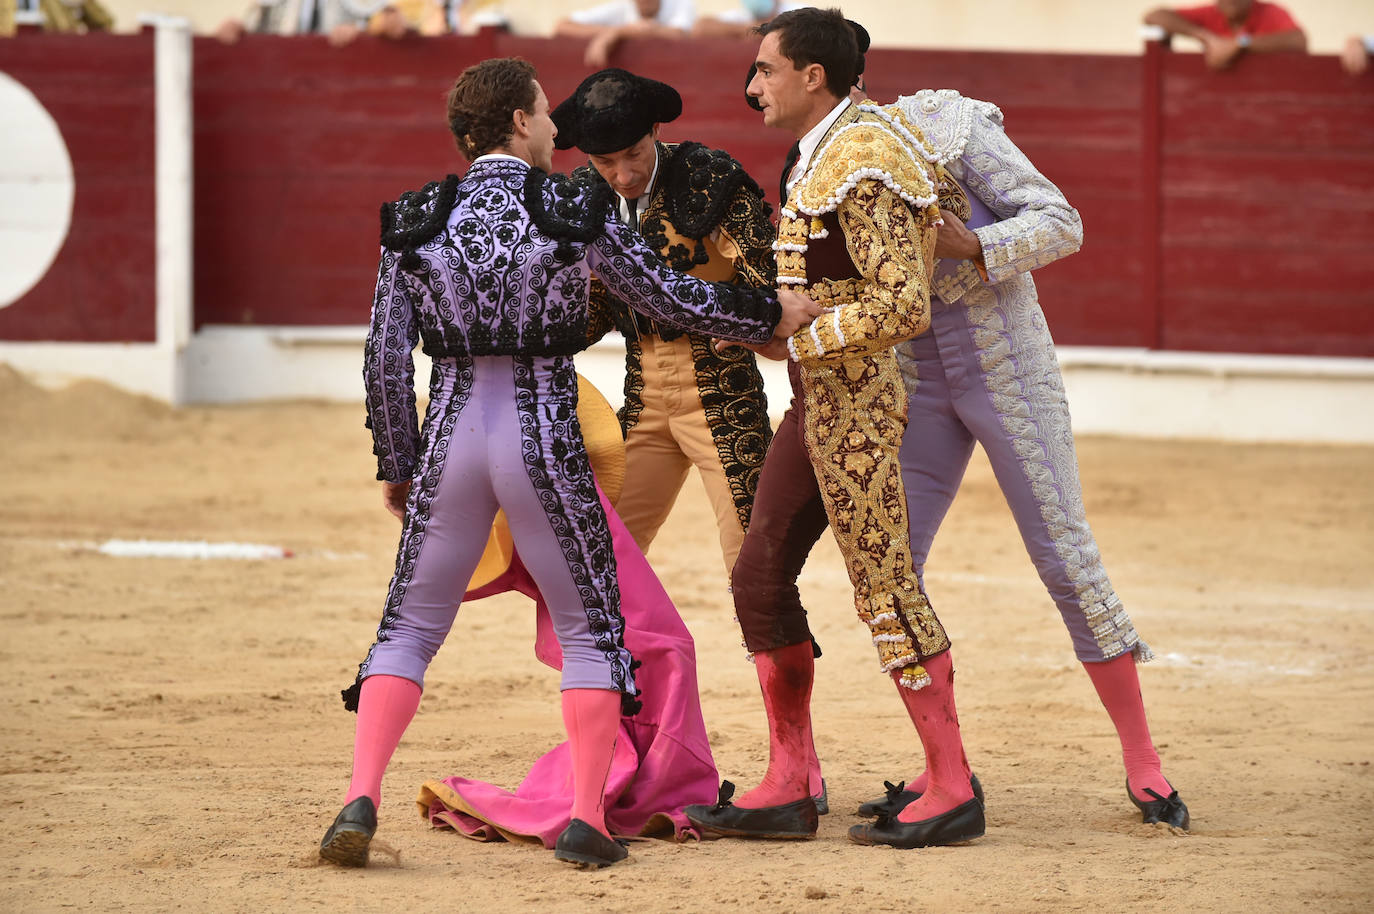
[854,89,1188,829]
[318,57,816,871]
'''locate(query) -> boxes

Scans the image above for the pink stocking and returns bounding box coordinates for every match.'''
[1083,652,1171,801]
[893,652,974,823]
[807,735,824,799]
[900,770,931,795]
[345,674,423,809]
[561,688,621,838]
[736,641,815,809]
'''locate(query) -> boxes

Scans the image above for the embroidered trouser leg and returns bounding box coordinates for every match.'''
[615,334,751,578]
[800,351,950,688]
[899,305,1146,663]
[353,356,636,699]
[732,362,829,653]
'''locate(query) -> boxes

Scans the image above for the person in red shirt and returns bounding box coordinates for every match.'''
[1144,0,1307,70]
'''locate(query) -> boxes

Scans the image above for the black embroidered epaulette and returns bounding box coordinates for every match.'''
[664,142,768,241]
[379,175,460,270]
[523,167,615,263]
[569,163,601,188]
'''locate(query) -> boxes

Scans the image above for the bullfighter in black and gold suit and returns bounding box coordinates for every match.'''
[553,69,777,581]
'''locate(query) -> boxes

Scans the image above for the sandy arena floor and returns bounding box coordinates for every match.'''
[2,365,1371,912]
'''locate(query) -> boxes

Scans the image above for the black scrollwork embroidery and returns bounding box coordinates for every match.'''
[512,355,641,716]
[345,357,475,710]
[380,175,461,270]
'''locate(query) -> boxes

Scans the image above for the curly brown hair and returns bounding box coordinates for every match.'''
[446,58,539,161]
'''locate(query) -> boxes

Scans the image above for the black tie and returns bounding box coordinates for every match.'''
[780,141,800,206]
[626,196,638,227]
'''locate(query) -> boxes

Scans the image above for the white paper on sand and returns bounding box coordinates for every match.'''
[96,539,293,560]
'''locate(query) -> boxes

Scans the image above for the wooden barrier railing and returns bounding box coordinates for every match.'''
[0,31,156,342]
[2,31,1370,356]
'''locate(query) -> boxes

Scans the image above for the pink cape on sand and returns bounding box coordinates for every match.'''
[415,488,720,847]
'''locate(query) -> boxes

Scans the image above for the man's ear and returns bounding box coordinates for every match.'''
[512,107,530,139]
[802,62,826,93]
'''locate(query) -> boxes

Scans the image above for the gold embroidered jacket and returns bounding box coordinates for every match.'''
[776,103,967,365]
[780,102,967,687]
[575,142,778,532]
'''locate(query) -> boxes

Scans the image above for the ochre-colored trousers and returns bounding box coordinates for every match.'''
[615,333,748,579]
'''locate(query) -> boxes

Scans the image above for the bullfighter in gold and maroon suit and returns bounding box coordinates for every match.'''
[686,7,984,849]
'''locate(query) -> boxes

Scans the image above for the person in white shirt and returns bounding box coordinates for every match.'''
[214,1,468,47]
[693,0,808,39]
[555,0,695,67]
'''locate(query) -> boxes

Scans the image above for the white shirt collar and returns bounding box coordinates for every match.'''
[617,144,661,227]
[787,96,852,194]
[471,152,530,167]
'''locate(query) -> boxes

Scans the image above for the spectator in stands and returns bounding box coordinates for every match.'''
[1341,35,1372,75]
[214,0,305,42]
[451,0,510,35]
[554,0,695,68]
[693,0,808,39]
[1,0,112,35]
[214,1,468,47]
[0,0,30,36]
[1143,1,1306,70]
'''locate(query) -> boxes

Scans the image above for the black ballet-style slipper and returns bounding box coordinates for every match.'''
[684,780,818,839]
[847,797,985,849]
[857,773,985,818]
[319,796,377,867]
[554,818,630,868]
[1128,779,1190,830]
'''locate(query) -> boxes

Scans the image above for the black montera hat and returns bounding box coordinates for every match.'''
[552,68,682,155]
[850,18,871,74]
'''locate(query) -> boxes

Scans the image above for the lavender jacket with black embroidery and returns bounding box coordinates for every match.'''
[363,157,782,482]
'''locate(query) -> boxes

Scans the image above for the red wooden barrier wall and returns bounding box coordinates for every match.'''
[191,33,1155,344]
[2,32,1371,356]
[1152,43,1374,356]
[853,48,1152,348]
[0,33,156,342]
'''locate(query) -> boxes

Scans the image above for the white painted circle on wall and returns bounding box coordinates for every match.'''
[0,72,76,309]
